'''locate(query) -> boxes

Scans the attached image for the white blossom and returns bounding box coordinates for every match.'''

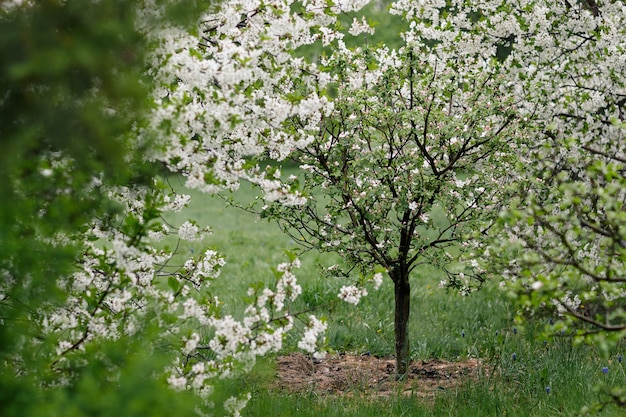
[183,332,201,355]
[178,221,206,241]
[338,285,368,305]
[297,315,327,357]
[224,393,251,417]
[348,16,375,36]
[371,272,384,290]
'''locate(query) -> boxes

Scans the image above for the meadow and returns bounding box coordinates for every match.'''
[163,174,626,417]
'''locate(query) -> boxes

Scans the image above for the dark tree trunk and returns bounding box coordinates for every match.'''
[392,267,411,379]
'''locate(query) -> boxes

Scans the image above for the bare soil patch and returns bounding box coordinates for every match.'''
[273,352,480,399]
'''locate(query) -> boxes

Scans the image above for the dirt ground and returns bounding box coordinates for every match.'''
[273,352,480,399]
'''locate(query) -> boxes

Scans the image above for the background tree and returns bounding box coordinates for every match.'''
[485,1,626,406]
[400,0,626,406]
[375,0,626,315]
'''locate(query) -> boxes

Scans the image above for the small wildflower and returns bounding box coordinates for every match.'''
[602,367,609,374]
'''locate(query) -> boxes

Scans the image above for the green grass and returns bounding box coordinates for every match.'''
[162,174,626,416]
[242,345,626,417]
[244,345,626,416]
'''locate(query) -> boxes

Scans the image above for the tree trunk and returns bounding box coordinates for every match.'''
[392,269,411,379]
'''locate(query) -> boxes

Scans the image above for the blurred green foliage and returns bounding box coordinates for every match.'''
[0,1,209,415]
[0,0,150,304]
[0,330,201,417]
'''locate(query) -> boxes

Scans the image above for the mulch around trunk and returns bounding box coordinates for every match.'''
[273,352,481,399]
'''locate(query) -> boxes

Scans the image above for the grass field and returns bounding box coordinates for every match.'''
[163,174,625,416]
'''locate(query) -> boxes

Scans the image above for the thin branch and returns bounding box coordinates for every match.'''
[561,302,625,331]
[581,145,626,164]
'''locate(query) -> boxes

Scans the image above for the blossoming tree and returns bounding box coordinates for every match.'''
[260,49,528,376]
[151,0,533,378]
[413,0,626,331]
[155,0,626,383]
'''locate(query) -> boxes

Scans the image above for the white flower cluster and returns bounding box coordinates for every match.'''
[274,262,303,311]
[195,250,225,280]
[157,256,323,404]
[164,193,191,212]
[178,221,206,241]
[338,285,368,305]
[553,293,581,316]
[297,315,328,359]
[28,166,320,415]
[348,16,375,37]
[207,315,250,360]
[224,393,251,417]
[371,272,384,290]
[144,0,344,203]
[148,224,169,242]
[0,0,27,12]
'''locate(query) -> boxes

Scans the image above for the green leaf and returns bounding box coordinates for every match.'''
[168,276,180,293]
